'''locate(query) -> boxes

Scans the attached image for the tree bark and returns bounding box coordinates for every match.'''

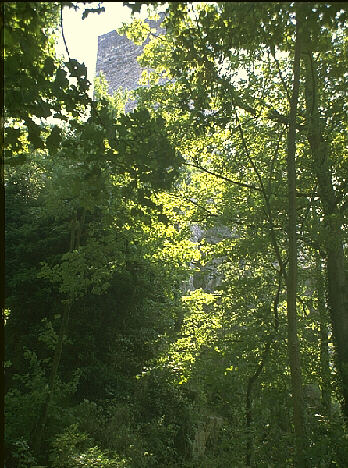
[0,3,5,459]
[245,273,282,466]
[303,39,348,423]
[31,301,71,456]
[31,213,80,456]
[286,6,308,467]
[316,255,332,416]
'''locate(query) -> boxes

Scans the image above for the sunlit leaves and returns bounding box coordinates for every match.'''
[163,290,221,383]
[4,2,92,157]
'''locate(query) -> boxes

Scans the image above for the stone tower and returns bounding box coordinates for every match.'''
[95,14,165,106]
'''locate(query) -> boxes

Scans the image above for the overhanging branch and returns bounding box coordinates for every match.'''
[183,161,261,191]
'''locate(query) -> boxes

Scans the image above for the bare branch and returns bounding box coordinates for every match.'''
[168,192,220,217]
[60,5,70,59]
[272,50,292,105]
[183,161,261,191]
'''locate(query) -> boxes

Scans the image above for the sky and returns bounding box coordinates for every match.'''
[56,2,149,91]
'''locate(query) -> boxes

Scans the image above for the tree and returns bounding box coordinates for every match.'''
[285,6,307,466]
[5,2,348,466]
[122,0,347,462]
[4,2,92,160]
[5,68,189,464]
[300,4,348,421]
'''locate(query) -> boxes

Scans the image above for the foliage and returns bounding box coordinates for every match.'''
[4,2,348,467]
[4,2,91,160]
[50,424,129,468]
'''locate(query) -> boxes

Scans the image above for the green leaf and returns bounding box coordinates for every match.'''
[26,119,44,149]
[54,68,69,89]
[157,213,170,224]
[44,56,55,76]
[46,126,62,152]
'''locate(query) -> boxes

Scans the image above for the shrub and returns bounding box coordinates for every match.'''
[50,424,129,468]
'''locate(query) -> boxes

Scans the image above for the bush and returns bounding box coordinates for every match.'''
[67,446,128,468]
[11,438,37,468]
[50,424,129,468]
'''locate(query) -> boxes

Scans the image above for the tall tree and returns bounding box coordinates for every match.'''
[285,5,307,466]
[5,2,348,466]
[124,0,347,422]
[301,4,348,421]
[122,1,347,462]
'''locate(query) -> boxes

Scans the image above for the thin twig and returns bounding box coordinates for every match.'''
[267,130,284,195]
[168,192,220,217]
[233,106,287,280]
[298,183,318,238]
[183,161,261,191]
[60,4,70,59]
[272,50,291,105]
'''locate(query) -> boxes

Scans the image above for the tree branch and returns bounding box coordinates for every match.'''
[60,5,70,59]
[168,192,220,217]
[272,50,291,105]
[183,161,261,192]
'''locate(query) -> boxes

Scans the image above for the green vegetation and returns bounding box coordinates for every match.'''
[4,2,348,467]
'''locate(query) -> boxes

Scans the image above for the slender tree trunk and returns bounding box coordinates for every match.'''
[303,40,348,423]
[245,274,282,466]
[32,301,71,455]
[316,255,332,416]
[0,3,5,459]
[245,376,253,467]
[286,6,308,467]
[245,348,269,467]
[32,214,79,456]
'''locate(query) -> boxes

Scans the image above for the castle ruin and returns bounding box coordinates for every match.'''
[95,15,165,109]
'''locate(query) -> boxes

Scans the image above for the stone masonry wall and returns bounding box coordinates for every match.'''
[95,15,165,100]
[96,30,143,93]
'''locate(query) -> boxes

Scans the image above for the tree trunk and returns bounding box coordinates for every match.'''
[0,2,5,458]
[286,6,308,467]
[31,214,79,456]
[32,301,71,456]
[245,273,282,466]
[316,255,332,416]
[303,40,348,423]
[245,348,270,467]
